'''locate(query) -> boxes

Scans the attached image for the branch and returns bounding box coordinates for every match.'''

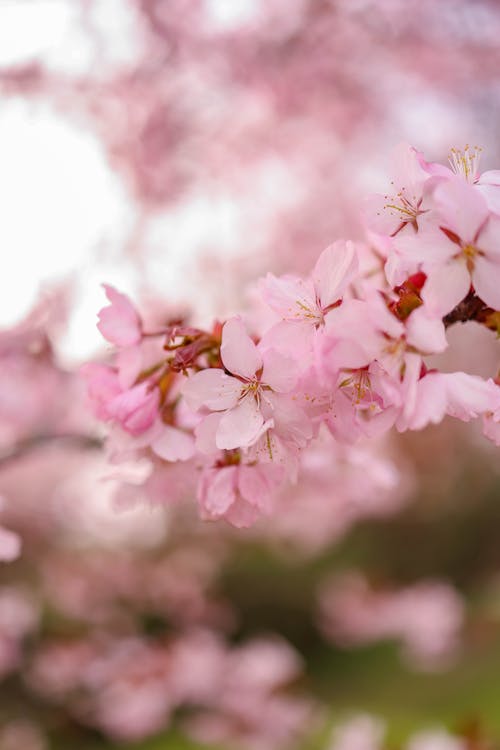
[443,291,491,328]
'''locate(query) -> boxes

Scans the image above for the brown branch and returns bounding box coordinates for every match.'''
[443,290,491,328]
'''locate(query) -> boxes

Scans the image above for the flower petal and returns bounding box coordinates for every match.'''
[312,240,358,309]
[182,369,241,411]
[477,216,500,260]
[259,274,317,322]
[221,317,262,379]
[473,256,500,309]
[405,306,448,354]
[152,425,195,462]
[97,285,142,347]
[216,395,264,450]
[198,467,236,517]
[395,226,456,268]
[195,412,222,454]
[261,348,298,393]
[421,259,470,316]
[434,177,489,243]
[238,464,281,513]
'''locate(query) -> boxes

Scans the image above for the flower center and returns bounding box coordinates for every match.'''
[461,243,478,272]
[448,145,482,183]
[242,379,260,396]
[340,369,373,406]
[383,187,422,227]
[295,298,324,324]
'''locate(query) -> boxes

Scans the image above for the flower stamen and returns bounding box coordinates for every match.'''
[448,144,482,183]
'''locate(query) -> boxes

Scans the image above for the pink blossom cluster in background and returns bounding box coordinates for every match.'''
[84,144,500,529]
[327,715,467,750]
[29,630,311,748]
[317,572,464,671]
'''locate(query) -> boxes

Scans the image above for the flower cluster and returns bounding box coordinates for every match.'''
[29,630,311,748]
[317,572,464,671]
[84,145,500,528]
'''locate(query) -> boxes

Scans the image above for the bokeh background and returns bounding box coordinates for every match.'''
[1,1,500,749]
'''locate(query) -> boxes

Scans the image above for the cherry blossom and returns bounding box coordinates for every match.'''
[197,461,285,528]
[183,317,299,451]
[363,143,433,237]
[396,178,500,313]
[261,241,358,327]
[97,285,142,348]
[80,144,499,537]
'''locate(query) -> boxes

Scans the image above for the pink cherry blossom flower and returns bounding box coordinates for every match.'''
[97,285,142,347]
[318,572,463,670]
[105,382,159,436]
[421,143,500,218]
[396,178,500,313]
[82,363,159,436]
[363,143,433,237]
[197,461,284,528]
[183,317,299,451]
[81,363,122,421]
[397,371,499,432]
[260,240,357,327]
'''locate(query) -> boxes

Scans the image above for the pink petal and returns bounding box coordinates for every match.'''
[116,345,143,389]
[312,240,358,309]
[259,274,317,322]
[182,369,241,411]
[434,178,489,243]
[222,495,262,528]
[478,170,500,186]
[472,256,500,310]
[405,372,496,431]
[385,249,419,288]
[151,426,195,461]
[391,142,429,194]
[259,320,314,362]
[477,216,500,260]
[108,383,159,435]
[97,285,142,347]
[477,184,500,215]
[194,412,222,454]
[80,363,122,420]
[445,373,498,422]
[397,351,424,424]
[238,464,280,513]
[395,227,456,268]
[198,466,237,516]
[0,526,21,562]
[221,317,262,379]
[362,193,404,236]
[323,337,371,372]
[261,348,298,393]
[263,393,313,448]
[405,306,448,354]
[216,395,264,450]
[421,259,470,316]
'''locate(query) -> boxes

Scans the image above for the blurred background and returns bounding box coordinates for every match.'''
[0,1,500,749]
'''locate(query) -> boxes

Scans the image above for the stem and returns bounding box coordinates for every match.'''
[443,291,490,328]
